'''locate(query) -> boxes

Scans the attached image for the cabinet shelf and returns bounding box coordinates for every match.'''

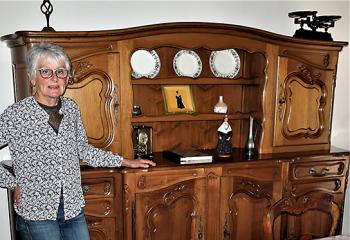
[131,77,261,85]
[131,112,253,123]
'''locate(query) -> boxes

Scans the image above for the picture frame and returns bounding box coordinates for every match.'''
[161,85,195,113]
[132,125,153,158]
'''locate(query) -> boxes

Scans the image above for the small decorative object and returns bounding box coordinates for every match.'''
[173,50,202,78]
[210,49,240,78]
[245,115,255,158]
[215,115,232,158]
[130,49,160,78]
[40,0,55,32]
[214,96,228,113]
[132,125,153,159]
[162,85,195,114]
[288,11,341,41]
[132,105,142,116]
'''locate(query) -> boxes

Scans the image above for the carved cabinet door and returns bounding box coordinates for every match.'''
[219,163,283,240]
[132,169,207,240]
[273,48,337,148]
[63,44,121,153]
[284,155,349,238]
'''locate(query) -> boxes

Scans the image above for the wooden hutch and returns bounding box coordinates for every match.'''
[1,22,349,240]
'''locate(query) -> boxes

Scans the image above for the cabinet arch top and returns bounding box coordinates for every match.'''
[1,22,347,49]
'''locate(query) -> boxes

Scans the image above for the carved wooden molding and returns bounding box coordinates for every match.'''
[70,44,114,62]
[281,50,332,70]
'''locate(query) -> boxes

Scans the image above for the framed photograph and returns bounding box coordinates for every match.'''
[162,85,195,113]
[132,125,153,158]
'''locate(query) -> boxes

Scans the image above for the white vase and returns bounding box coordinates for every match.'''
[214,96,228,113]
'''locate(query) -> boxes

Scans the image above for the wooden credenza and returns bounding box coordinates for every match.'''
[1,22,349,239]
[78,150,350,240]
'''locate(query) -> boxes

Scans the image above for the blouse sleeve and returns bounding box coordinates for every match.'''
[0,109,17,189]
[75,106,123,168]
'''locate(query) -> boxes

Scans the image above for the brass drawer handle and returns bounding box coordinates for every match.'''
[309,167,329,177]
[82,185,90,194]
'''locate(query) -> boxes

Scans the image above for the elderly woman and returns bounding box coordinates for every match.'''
[0,42,155,240]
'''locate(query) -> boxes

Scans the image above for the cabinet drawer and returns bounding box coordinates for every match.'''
[135,168,205,191]
[290,159,346,181]
[291,179,343,196]
[81,177,114,198]
[86,216,117,240]
[84,198,115,217]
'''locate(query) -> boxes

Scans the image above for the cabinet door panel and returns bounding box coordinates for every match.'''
[274,52,334,148]
[64,49,121,152]
[135,179,206,240]
[220,164,283,240]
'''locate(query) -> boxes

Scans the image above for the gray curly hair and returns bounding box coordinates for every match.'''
[26,42,72,79]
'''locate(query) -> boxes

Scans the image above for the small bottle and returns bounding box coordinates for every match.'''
[245,115,255,158]
[214,96,228,113]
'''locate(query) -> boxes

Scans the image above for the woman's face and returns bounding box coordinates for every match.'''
[30,57,68,106]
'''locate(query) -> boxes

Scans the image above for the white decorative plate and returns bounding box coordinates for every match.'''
[209,49,240,78]
[173,50,202,78]
[130,49,160,78]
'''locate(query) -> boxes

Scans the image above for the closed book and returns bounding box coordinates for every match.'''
[163,150,213,164]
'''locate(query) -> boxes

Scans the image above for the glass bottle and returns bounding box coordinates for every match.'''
[214,96,228,113]
[245,115,255,158]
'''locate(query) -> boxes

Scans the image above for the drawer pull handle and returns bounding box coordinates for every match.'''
[309,167,329,177]
[82,185,90,194]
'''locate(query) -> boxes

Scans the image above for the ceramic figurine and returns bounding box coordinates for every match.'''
[215,115,232,158]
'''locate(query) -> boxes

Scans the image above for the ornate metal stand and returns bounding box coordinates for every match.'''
[41,0,55,32]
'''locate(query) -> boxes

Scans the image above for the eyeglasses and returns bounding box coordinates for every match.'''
[36,68,69,79]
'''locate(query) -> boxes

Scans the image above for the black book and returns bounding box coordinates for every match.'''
[163,150,213,164]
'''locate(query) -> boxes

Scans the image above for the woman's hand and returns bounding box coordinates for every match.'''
[13,186,21,207]
[122,158,156,168]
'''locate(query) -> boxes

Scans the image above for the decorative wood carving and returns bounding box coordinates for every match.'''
[124,184,130,214]
[72,61,93,80]
[207,172,219,180]
[281,50,332,70]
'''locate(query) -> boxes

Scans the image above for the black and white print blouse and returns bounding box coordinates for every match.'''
[0,96,123,221]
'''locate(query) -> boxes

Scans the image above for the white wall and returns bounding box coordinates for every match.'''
[0,1,348,239]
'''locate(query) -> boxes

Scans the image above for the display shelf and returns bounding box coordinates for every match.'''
[131,112,254,123]
[131,77,262,85]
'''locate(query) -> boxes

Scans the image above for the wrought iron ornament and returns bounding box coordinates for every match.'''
[41,0,55,32]
[288,11,341,41]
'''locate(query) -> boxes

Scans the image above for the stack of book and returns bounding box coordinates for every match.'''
[163,149,213,164]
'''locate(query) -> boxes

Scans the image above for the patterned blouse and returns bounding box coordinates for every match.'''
[0,96,123,221]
